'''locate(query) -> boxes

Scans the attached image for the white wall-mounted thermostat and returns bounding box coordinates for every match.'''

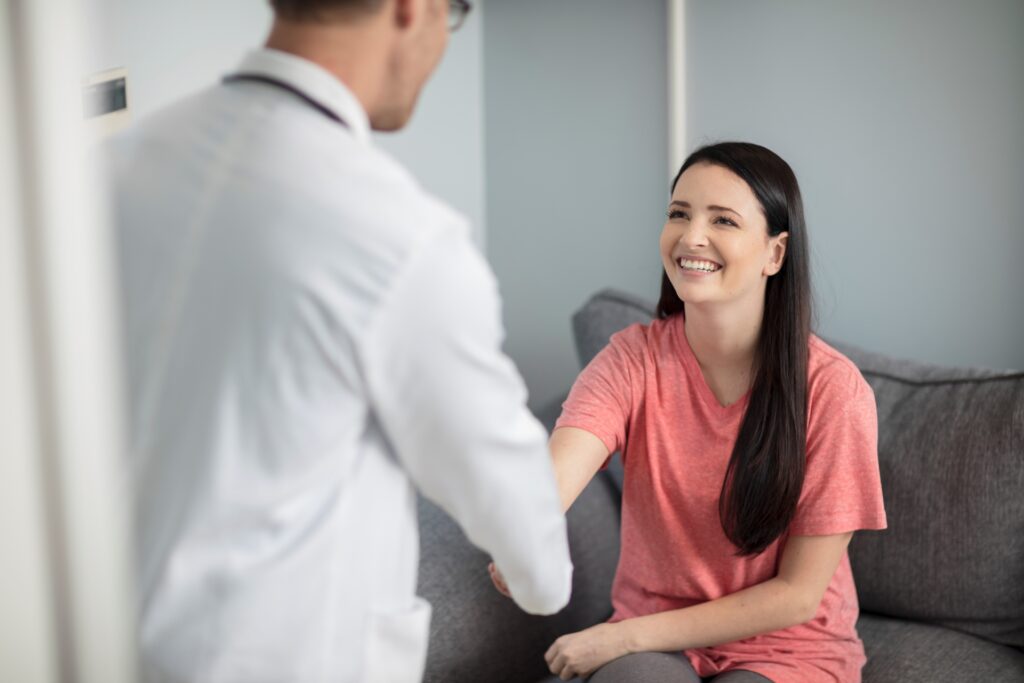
[82,67,130,140]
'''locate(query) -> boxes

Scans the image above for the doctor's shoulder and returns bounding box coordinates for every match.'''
[107,85,228,160]
[316,141,474,246]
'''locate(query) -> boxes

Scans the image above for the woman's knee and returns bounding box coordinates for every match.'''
[587,651,701,683]
[711,670,773,682]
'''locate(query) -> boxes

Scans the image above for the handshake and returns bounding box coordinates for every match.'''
[486,559,631,681]
[487,561,511,598]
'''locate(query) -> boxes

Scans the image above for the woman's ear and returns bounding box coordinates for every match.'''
[394,0,416,29]
[764,232,789,276]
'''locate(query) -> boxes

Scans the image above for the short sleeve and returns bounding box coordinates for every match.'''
[554,324,646,459]
[789,361,888,536]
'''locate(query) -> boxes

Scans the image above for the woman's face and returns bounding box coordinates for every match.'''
[660,162,788,309]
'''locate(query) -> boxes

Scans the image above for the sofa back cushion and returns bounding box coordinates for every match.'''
[832,340,1024,648]
[572,289,1024,649]
[572,289,657,376]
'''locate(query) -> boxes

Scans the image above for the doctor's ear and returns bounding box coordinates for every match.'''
[764,232,788,277]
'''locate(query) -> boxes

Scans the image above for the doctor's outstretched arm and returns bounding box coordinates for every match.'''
[489,426,608,597]
[363,229,572,615]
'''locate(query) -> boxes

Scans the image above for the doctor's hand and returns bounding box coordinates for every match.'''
[487,561,511,598]
[545,622,630,681]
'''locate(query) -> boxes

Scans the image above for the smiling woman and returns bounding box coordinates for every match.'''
[495,141,888,682]
[657,142,811,557]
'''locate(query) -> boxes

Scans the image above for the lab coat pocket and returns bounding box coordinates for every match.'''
[364,596,432,683]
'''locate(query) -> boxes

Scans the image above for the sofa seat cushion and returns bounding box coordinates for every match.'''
[859,613,1024,681]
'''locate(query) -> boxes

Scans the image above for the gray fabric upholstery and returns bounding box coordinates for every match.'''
[831,342,1024,648]
[417,401,621,683]
[858,614,1024,681]
[571,288,656,370]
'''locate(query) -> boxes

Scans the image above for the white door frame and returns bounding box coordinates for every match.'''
[0,1,136,681]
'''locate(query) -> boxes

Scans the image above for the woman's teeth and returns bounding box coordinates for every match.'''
[679,258,721,272]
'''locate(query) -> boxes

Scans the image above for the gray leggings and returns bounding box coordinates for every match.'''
[576,651,773,683]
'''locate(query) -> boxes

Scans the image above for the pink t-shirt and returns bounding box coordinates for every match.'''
[555,315,887,683]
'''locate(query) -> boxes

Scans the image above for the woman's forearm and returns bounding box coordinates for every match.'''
[551,449,594,513]
[618,577,815,654]
[548,427,611,513]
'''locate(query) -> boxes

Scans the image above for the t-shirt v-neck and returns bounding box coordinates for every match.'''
[673,315,751,418]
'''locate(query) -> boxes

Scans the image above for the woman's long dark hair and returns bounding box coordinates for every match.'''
[657,142,811,556]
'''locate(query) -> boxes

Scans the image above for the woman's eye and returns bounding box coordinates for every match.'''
[667,210,688,219]
[714,216,737,227]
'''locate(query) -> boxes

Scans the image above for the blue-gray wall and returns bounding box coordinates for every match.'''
[484,0,668,411]
[374,4,487,245]
[85,0,1024,411]
[83,0,487,245]
[687,0,1024,370]
[82,0,272,120]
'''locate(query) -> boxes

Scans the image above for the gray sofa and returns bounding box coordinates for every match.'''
[417,289,1024,682]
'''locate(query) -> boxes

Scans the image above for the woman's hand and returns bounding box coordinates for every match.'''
[488,561,511,598]
[545,622,631,681]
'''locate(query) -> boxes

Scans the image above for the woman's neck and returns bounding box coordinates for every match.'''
[683,295,764,376]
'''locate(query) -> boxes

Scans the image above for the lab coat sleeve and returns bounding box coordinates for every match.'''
[362,230,573,615]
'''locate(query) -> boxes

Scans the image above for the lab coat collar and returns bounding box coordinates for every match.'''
[230,48,372,145]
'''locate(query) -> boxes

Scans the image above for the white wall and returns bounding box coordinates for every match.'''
[83,0,487,245]
[686,0,1024,370]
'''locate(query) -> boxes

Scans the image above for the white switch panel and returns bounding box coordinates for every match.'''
[82,67,130,141]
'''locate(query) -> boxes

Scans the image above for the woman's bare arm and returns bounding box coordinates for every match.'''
[547,426,612,513]
[617,532,854,652]
[543,532,855,678]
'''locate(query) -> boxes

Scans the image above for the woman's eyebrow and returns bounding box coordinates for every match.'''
[670,200,743,218]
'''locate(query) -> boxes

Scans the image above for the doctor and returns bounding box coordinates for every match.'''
[109,1,573,681]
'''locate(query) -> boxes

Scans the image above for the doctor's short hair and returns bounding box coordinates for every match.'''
[270,0,385,21]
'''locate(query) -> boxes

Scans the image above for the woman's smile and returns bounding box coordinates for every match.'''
[676,256,723,278]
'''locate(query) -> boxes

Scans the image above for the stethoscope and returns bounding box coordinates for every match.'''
[223,73,350,129]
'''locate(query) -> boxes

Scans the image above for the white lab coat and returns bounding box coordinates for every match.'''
[110,48,572,683]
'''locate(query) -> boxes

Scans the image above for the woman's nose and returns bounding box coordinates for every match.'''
[680,221,708,248]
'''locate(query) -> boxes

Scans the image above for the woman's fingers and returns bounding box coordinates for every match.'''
[549,652,568,679]
[546,642,572,679]
[488,562,511,597]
